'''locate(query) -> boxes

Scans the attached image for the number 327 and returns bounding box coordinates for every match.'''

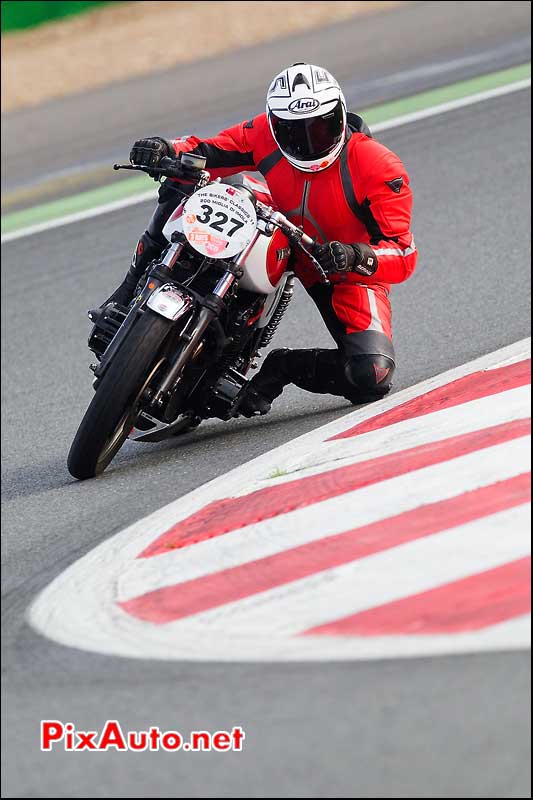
[196,204,245,237]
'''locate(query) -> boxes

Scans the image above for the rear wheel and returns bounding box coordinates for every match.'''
[68,310,172,479]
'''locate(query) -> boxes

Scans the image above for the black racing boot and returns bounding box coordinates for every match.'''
[238,348,393,417]
[238,348,345,417]
[89,232,163,321]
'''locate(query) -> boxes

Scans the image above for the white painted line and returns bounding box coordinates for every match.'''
[28,339,531,662]
[1,190,157,245]
[371,78,531,134]
[2,78,530,245]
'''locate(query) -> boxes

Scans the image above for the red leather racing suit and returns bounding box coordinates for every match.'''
[169,112,417,353]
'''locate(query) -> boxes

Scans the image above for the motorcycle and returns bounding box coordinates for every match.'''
[67,152,329,479]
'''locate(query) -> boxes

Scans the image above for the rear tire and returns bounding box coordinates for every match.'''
[68,310,171,479]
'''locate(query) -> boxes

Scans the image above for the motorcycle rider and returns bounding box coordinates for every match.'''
[100,63,417,416]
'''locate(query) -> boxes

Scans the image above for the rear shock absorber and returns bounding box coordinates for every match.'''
[259,274,295,348]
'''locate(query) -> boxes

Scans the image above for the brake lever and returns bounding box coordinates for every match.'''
[264,214,331,285]
[300,244,330,285]
[113,163,142,171]
[112,161,183,177]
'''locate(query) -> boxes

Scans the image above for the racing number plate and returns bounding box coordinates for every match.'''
[182,183,257,259]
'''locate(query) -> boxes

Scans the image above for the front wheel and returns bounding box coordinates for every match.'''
[68,310,171,479]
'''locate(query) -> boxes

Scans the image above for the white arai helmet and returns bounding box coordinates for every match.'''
[266,63,347,173]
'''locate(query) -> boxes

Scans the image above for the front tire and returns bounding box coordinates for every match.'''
[68,310,171,479]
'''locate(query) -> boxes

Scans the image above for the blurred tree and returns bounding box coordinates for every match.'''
[1,1,118,32]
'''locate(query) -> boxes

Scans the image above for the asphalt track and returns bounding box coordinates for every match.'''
[1,2,532,797]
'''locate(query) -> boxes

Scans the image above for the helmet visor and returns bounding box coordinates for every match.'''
[270,100,344,162]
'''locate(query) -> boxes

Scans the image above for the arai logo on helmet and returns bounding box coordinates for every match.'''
[288,97,320,114]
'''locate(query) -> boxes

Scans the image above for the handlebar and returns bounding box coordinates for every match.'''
[255,201,313,247]
[113,157,329,283]
[255,201,329,284]
[113,156,209,182]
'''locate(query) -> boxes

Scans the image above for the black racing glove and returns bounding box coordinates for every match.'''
[130,136,175,172]
[314,241,378,277]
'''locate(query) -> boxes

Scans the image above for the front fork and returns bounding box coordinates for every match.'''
[92,240,186,381]
[150,260,243,407]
